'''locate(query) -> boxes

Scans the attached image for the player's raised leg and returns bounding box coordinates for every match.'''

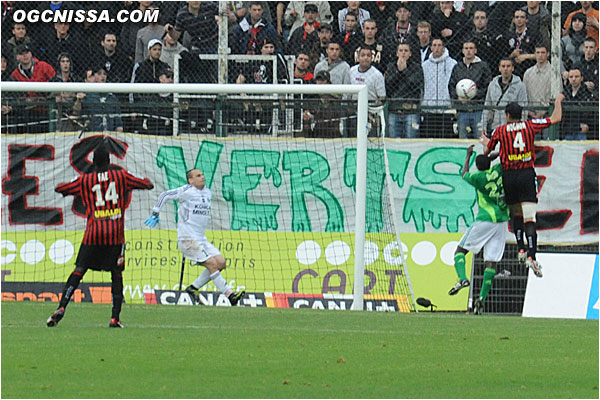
[510,205,527,265]
[204,254,245,306]
[521,202,542,277]
[449,248,470,295]
[47,266,88,327]
[186,268,211,304]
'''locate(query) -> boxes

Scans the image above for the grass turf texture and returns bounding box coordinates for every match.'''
[1,302,598,399]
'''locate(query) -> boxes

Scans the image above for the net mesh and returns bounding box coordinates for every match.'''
[1,89,415,311]
[2,0,598,313]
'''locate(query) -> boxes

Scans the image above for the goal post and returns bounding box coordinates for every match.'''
[1,81,415,312]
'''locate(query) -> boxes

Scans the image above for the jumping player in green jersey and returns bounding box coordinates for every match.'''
[448,145,510,315]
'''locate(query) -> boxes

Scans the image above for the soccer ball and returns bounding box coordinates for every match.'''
[456,79,477,100]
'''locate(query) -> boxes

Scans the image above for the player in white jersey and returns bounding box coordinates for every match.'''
[145,169,245,306]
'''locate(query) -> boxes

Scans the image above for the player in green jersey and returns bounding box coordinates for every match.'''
[448,145,510,315]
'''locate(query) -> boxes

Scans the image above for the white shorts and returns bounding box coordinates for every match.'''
[458,221,507,262]
[178,239,221,263]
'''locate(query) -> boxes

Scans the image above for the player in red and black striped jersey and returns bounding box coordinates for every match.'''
[47,145,153,328]
[481,94,565,277]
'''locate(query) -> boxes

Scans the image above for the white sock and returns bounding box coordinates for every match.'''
[210,271,232,296]
[192,269,211,289]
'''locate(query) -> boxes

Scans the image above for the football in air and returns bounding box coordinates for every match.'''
[456,79,477,100]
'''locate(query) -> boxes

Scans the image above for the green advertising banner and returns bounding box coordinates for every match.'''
[3,132,594,311]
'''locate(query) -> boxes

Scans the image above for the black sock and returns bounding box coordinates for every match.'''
[512,215,525,250]
[524,221,537,260]
[111,271,124,320]
[59,270,84,309]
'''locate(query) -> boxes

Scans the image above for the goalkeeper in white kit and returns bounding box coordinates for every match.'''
[145,169,245,306]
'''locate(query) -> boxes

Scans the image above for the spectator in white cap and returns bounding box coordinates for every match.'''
[134,4,164,64]
[132,39,169,99]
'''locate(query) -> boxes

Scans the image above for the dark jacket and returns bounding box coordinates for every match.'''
[40,32,87,75]
[430,10,470,58]
[133,57,169,103]
[302,94,344,138]
[336,30,364,65]
[380,22,417,49]
[575,54,599,92]
[506,28,538,78]
[6,36,36,62]
[287,24,320,56]
[561,85,596,136]
[232,17,281,55]
[470,28,505,73]
[134,57,169,84]
[236,53,289,84]
[448,56,492,104]
[92,50,133,83]
[385,59,424,113]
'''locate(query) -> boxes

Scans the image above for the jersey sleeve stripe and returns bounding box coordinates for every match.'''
[153,185,191,212]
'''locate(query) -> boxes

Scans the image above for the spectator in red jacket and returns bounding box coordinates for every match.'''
[10,44,55,83]
[10,43,55,133]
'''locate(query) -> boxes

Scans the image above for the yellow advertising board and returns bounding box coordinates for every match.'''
[1,231,471,310]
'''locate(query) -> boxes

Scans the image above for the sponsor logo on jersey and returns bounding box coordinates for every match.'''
[94,207,122,219]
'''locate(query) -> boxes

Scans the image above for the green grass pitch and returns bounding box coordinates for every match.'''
[1,301,598,399]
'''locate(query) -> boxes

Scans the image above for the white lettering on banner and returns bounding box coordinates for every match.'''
[293,299,309,308]
[12,9,159,24]
[124,285,144,299]
[1,134,596,244]
[242,294,264,307]
[160,291,176,305]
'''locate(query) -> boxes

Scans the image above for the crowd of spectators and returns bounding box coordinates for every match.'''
[1,1,598,139]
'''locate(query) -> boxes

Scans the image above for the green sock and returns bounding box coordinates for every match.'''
[453,253,467,281]
[479,268,496,302]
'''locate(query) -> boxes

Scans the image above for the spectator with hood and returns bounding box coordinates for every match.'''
[561,13,588,73]
[420,38,457,137]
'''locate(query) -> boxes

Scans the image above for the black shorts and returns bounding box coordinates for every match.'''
[75,244,125,272]
[502,168,538,205]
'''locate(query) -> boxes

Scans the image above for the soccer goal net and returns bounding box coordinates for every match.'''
[1,81,416,312]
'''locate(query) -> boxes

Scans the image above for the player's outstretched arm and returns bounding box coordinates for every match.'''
[145,186,185,228]
[462,145,474,178]
[549,93,565,125]
[55,176,81,197]
[124,170,154,191]
[480,132,491,155]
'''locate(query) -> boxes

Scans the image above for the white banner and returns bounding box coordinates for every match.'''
[1,133,597,244]
[523,253,598,319]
